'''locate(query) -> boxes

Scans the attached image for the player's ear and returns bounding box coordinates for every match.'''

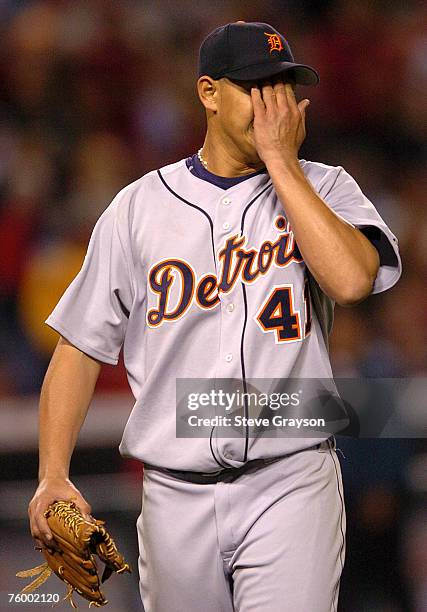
[197,76,218,112]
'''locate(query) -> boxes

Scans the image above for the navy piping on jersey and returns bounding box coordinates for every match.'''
[157,163,272,467]
[157,168,225,467]
[113,289,130,319]
[156,169,217,276]
[186,153,267,189]
[239,182,272,462]
[185,152,272,458]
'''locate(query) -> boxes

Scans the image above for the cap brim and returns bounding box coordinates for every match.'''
[223,61,319,86]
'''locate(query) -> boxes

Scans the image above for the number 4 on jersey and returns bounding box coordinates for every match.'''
[255,283,312,343]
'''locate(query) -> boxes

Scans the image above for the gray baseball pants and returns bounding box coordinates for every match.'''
[136,438,346,611]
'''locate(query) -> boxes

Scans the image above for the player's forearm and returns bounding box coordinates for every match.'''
[267,157,380,305]
[38,337,101,481]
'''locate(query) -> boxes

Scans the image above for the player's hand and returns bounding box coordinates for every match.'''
[28,477,94,553]
[251,80,309,165]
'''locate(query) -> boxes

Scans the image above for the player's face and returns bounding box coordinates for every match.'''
[216,75,296,163]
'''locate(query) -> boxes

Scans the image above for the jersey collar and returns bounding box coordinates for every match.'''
[186,153,267,190]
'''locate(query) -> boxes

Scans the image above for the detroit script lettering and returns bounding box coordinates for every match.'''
[146,215,303,327]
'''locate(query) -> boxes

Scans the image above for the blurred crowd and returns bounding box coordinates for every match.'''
[0,1,426,610]
[0,0,426,393]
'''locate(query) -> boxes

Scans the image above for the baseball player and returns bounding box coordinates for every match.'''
[28,22,401,611]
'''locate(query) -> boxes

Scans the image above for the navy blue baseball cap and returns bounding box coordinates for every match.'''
[198,21,319,86]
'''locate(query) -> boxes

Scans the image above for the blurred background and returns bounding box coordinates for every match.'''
[0,0,425,610]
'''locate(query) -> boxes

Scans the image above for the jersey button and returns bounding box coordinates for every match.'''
[222,222,230,230]
[225,353,233,362]
[226,303,235,313]
[222,198,231,206]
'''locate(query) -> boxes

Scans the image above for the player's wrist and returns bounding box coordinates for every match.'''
[38,471,70,483]
[265,154,302,176]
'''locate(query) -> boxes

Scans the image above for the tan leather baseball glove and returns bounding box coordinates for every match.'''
[16,500,131,608]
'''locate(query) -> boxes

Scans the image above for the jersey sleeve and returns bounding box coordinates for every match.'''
[45,187,136,365]
[318,166,402,294]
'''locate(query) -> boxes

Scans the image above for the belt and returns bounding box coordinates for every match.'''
[144,438,332,485]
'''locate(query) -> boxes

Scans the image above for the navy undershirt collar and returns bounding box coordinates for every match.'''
[186,153,267,190]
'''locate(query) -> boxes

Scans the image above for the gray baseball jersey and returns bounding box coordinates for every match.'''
[46,157,401,471]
